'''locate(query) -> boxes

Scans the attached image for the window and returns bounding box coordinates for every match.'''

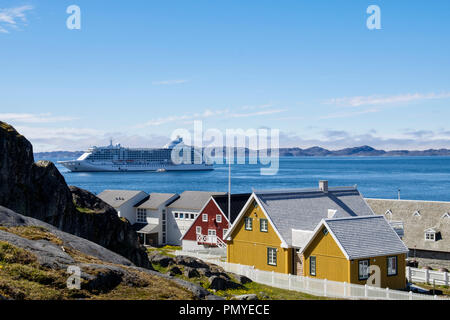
[322,227,329,236]
[137,208,147,223]
[267,248,277,266]
[196,226,202,234]
[260,219,268,232]
[358,260,370,280]
[425,231,436,241]
[245,217,253,230]
[174,212,178,219]
[190,213,195,220]
[216,215,222,223]
[208,229,216,236]
[412,210,421,217]
[310,256,316,276]
[387,256,397,276]
[202,214,208,222]
[223,229,228,238]
[179,213,184,219]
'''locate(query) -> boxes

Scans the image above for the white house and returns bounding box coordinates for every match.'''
[97,189,149,224]
[133,193,179,246]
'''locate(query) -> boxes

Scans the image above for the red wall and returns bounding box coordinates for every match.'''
[182,200,230,241]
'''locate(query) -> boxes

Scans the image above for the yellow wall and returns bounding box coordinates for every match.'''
[227,199,292,274]
[348,254,406,290]
[303,226,349,282]
[303,226,407,289]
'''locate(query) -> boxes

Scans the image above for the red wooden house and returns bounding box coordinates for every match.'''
[180,193,250,252]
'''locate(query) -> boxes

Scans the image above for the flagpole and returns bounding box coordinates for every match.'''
[228,146,231,229]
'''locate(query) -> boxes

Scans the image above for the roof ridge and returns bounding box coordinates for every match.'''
[325,215,383,222]
[254,186,357,195]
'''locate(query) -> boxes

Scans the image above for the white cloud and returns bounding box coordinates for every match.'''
[0,5,33,34]
[152,79,189,85]
[325,92,450,107]
[0,113,78,123]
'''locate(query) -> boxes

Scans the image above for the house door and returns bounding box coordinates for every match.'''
[293,249,303,275]
[207,229,217,244]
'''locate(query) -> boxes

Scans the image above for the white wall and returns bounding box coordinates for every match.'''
[116,192,148,225]
[167,208,198,246]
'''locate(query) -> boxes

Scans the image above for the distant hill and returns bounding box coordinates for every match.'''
[33,145,450,159]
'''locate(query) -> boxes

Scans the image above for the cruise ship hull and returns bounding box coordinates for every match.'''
[58,160,214,172]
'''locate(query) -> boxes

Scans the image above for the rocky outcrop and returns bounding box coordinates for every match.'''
[0,121,149,268]
[0,207,220,300]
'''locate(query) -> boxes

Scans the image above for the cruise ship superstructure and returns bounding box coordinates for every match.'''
[58,137,213,172]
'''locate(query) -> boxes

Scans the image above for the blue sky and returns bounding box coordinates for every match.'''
[1,0,450,151]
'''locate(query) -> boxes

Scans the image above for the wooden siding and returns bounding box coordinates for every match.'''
[227,199,292,274]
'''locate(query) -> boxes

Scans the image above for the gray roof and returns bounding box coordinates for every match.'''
[168,191,226,210]
[133,223,158,234]
[97,190,148,208]
[366,198,450,253]
[136,193,178,210]
[323,216,409,260]
[255,186,375,246]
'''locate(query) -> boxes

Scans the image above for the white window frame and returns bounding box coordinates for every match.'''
[216,214,222,223]
[425,231,436,241]
[387,256,397,276]
[223,228,228,238]
[260,219,268,232]
[359,260,370,280]
[174,212,179,219]
[136,208,147,223]
[196,226,202,234]
[267,247,277,266]
[202,214,208,222]
[245,217,253,231]
[208,229,216,236]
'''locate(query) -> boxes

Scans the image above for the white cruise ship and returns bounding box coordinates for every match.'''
[58,137,214,172]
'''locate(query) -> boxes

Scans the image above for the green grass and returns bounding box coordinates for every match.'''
[147,245,181,258]
[150,260,332,300]
[413,282,450,296]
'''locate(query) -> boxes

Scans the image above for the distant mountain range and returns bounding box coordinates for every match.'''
[34,145,450,159]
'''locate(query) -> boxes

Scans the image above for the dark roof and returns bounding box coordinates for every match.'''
[168,191,226,210]
[212,193,251,223]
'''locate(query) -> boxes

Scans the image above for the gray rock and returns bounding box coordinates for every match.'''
[168,266,182,276]
[175,255,209,269]
[0,229,75,269]
[0,206,135,267]
[149,253,175,267]
[231,273,252,284]
[233,294,258,300]
[208,275,243,291]
[184,267,200,278]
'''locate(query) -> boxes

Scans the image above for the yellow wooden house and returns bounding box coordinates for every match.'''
[301,216,409,289]
[224,181,378,275]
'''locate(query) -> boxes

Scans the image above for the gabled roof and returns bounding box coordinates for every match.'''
[253,186,375,246]
[212,193,251,224]
[135,193,179,210]
[302,216,409,260]
[168,191,226,210]
[98,190,148,208]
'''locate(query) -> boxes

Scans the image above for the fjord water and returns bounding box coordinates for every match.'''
[41,156,450,202]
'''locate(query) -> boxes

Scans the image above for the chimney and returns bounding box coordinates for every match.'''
[319,180,328,193]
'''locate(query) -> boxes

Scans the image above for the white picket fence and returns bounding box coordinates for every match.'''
[407,266,450,286]
[174,251,444,300]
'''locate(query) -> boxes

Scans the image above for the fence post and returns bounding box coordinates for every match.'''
[386,287,389,300]
[324,279,327,297]
[364,284,368,298]
[407,266,412,282]
[434,295,437,300]
[409,291,413,300]
[343,282,347,297]
[271,271,275,285]
[288,273,292,290]
[445,271,449,286]
[425,269,430,284]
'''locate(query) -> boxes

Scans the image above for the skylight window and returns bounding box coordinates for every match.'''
[412,210,421,217]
